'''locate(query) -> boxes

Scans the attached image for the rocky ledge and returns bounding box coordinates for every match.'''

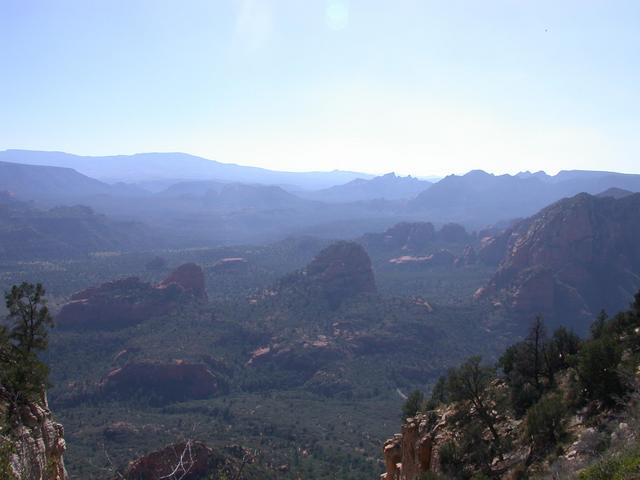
[0,389,68,480]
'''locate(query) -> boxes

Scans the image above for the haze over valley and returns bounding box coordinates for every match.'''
[2,1,640,479]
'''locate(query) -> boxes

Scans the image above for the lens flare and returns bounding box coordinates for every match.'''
[326,1,349,30]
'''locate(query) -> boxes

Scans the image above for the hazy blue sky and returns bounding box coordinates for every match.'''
[1,0,639,176]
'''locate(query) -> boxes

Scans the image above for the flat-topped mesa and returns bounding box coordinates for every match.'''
[303,241,376,308]
[56,263,207,329]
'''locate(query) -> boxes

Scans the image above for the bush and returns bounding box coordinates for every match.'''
[525,393,566,450]
[578,444,640,480]
[439,441,465,479]
[402,390,425,419]
[575,336,625,405]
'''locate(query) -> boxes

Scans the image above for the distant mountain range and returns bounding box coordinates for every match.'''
[409,169,640,226]
[156,180,310,209]
[0,198,153,259]
[2,150,640,251]
[299,172,432,203]
[0,150,372,189]
[0,161,129,201]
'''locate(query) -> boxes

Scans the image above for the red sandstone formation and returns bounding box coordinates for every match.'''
[157,262,207,299]
[302,241,377,308]
[477,193,640,331]
[121,441,218,479]
[57,263,207,329]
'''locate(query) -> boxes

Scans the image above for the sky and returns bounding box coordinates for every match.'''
[0,0,639,177]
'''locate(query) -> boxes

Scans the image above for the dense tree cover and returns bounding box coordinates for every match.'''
[408,291,640,477]
[1,282,53,404]
[499,318,580,415]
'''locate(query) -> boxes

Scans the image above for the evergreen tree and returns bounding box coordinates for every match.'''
[1,282,54,402]
[402,390,424,419]
[446,356,502,453]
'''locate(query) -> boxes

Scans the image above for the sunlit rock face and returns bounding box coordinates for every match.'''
[1,389,68,480]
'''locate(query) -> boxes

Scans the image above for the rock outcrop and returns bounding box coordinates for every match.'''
[389,250,455,267]
[120,441,253,480]
[57,263,207,329]
[0,389,68,480]
[454,245,477,267]
[157,262,207,299]
[382,406,473,480]
[362,222,471,253]
[477,193,640,332]
[212,257,249,273]
[281,241,376,308]
[100,360,220,402]
[381,403,530,480]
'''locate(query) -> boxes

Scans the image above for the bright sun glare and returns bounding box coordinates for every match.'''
[326,1,349,30]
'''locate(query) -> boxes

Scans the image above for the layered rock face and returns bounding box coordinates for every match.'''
[57,263,207,329]
[477,193,640,331]
[0,390,67,480]
[100,360,220,402]
[301,241,377,308]
[381,413,451,480]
